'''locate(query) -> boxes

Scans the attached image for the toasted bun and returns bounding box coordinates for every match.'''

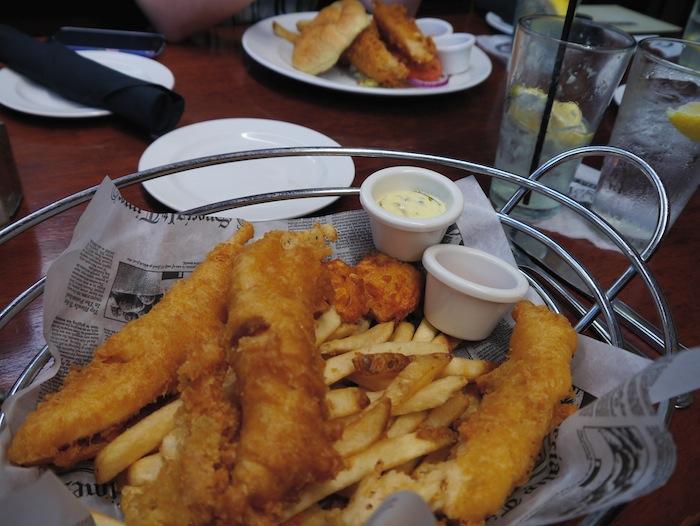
[293,0,371,75]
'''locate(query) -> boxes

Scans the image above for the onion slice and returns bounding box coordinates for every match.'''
[407,74,449,88]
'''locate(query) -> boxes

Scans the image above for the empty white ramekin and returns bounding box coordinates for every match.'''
[434,32,476,75]
[360,166,464,262]
[416,17,454,38]
[422,244,529,340]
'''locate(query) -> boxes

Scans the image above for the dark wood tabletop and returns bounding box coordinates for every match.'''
[0,10,698,526]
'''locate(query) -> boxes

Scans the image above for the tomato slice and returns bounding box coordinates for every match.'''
[407,57,444,82]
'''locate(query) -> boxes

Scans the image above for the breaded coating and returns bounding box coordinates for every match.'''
[442,301,577,522]
[372,0,437,65]
[345,21,409,87]
[292,0,371,74]
[7,224,254,468]
[326,258,369,323]
[221,225,342,523]
[355,252,423,322]
[124,225,342,526]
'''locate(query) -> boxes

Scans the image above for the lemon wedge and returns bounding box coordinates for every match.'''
[667,101,700,142]
[548,0,569,16]
[508,85,593,146]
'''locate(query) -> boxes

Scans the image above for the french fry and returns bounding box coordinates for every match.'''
[323,342,447,385]
[296,19,313,32]
[320,321,394,356]
[387,410,427,438]
[282,429,455,520]
[328,318,370,341]
[94,399,182,483]
[395,376,469,415]
[366,390,383,403]
[334,398,391,457]
[382,354,450,409]
[432,333,450,352]
[412,318,438,342]
[391,321,415,342]
[421,391,472,429]
[325,387,369,419]
[348,352,411,391]
[90,511,125,526]
[126,452,163,487]
[272,21,300,43]
[160,430,179,460]
[439,357,496,379]
[315,307,342,346]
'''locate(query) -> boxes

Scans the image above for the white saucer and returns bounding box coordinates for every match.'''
[0,50,175,118]
[140,118,355,221]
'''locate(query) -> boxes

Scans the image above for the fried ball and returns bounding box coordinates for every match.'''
[326,259,369,323]
[355,252,422,322]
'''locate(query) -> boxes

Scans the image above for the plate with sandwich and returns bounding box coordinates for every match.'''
[242,0,492,96]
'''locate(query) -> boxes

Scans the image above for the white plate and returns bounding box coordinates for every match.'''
[485,11,514,35]
[613,84,626,106]
[0,50,175,118]
[140,118,355,221]
[242,12,492,96]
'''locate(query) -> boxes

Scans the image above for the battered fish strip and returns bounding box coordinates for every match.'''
[7,223,254,468]
[345,21,409,88]
[123,225,342,526]
[441,300,577,523]
[372,0,437,65]
[220,225,342,523]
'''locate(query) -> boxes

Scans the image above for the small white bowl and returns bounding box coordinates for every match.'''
[416,17,454,38]
[434,32,475,75]
[360,166,464,262]
[422,244,529,340]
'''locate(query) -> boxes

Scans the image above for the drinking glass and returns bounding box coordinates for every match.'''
[590,38,700,249]
[489,15,635,219]
[683,0,700,43]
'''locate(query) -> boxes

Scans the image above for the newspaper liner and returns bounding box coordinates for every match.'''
[1,176,698,525]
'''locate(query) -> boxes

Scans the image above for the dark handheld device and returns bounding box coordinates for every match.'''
[52,27,166,58]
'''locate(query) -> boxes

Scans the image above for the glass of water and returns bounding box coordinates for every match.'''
[590,38,700,249]
[489,15,635,219]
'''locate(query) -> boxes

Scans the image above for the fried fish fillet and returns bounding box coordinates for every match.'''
[123,225,342,526]
[221,225,342,523]
[372,0,437,65]
[345,21,409,87]
[441,300,577,523]
[7,223,254,468]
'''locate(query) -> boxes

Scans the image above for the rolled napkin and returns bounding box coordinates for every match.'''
[0,24,184,137]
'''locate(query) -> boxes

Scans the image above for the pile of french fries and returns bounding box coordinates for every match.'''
[89,308,495,525]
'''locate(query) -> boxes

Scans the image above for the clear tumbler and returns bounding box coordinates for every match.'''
[489,15,635,219]
[590,38,700,248]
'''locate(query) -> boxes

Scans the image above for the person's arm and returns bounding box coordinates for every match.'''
[136,0,257,42]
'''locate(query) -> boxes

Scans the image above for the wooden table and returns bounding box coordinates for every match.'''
[0,11,698,526]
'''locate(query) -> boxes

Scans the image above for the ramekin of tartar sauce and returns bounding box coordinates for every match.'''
[359,166,464,262]
[422,244,529,340]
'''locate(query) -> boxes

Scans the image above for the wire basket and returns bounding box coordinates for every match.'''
[0,145,689,401]
[0,145,691,525]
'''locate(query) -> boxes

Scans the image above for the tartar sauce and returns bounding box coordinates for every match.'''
[378,190,446,219]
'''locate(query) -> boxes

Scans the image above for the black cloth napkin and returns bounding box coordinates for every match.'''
[0,24,184,137]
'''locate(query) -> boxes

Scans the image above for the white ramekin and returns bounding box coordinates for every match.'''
[359,166,464,262]
[434,32,476,75]
[422,244,529,340]
[416,18,454,38]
